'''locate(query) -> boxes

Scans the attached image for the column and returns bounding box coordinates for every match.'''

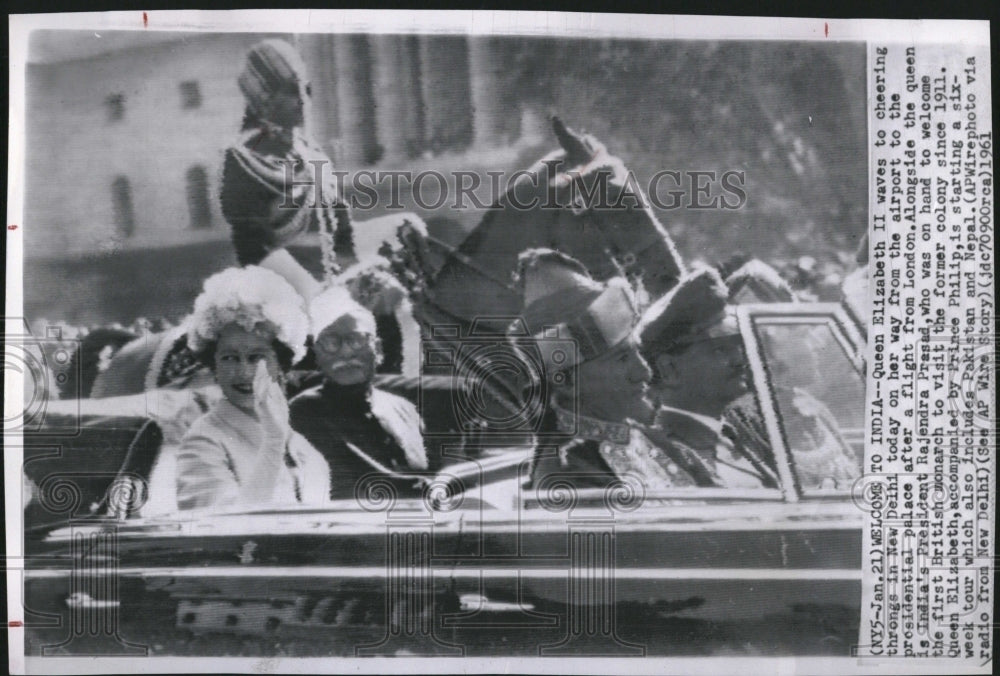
[468,36,520,148]
[332,34,379,166]
[295,34,340,157]
[418,36,474,155]
[371,35,425,161]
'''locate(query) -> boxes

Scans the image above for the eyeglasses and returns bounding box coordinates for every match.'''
[314,331,370,354]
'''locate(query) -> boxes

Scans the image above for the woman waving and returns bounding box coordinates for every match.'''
[175,266,330,511]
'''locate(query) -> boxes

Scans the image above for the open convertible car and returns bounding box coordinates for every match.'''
[19,302,867,657]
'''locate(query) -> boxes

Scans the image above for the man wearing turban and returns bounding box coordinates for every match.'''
[221,39,356,298]
[290,286,428,500]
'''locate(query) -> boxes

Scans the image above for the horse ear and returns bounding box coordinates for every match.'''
[551,115,593,166]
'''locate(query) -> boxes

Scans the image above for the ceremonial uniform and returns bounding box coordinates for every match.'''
[638,267,779,490]
[529,401,705,490]
[654,406,778,489]
[222,40,424,376]
[507,249,701,492]
[221,39,355,289]
[222,128,349,267]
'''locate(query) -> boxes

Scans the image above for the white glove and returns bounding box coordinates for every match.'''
[244,362,293,502]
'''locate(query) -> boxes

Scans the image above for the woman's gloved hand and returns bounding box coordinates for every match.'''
[245,361,293,501]
[254,360,291,445]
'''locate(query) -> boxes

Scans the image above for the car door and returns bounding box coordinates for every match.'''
[438,302,868,654]
[22,302,869,656]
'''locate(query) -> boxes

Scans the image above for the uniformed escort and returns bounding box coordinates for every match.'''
[637,267,781,489]
[509,249,712,493]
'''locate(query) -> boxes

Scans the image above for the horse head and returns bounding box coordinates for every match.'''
[425,117,685,331]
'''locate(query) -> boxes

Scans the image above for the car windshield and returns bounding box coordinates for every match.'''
[756,320,865,492]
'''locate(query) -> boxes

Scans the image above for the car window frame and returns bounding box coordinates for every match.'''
[737,302,867,502]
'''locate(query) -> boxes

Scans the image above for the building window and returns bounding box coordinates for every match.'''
[111,176,136,238]
[185,166,212,229]
[179,81,202,109]
[105,93,125,122]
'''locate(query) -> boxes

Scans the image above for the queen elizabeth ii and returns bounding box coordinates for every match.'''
[175,266,330,511]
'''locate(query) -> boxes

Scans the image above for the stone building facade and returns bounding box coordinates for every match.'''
[24,31,522,261]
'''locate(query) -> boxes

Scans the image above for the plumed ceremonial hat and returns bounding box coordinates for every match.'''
[638,267,739,357]
[511,248,637,368]
[238,39,309,120]
[186,266,310,363]
[724,258,796,303]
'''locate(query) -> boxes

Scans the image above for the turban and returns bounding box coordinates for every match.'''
[224,40,347,267]
[238,39,309,123]
[308,285,377,338]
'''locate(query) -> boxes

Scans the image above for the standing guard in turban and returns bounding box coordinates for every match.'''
[220,39,423,377]
[220,38,355,300]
